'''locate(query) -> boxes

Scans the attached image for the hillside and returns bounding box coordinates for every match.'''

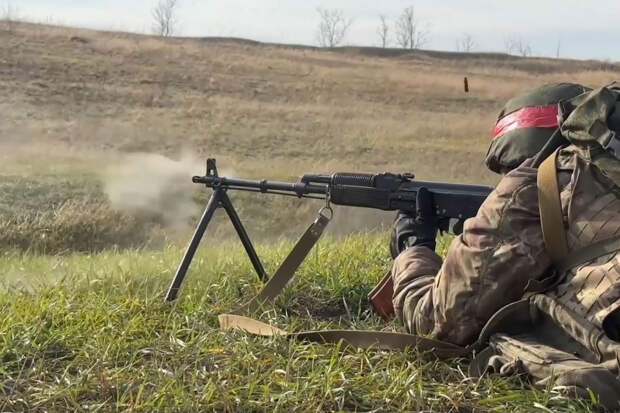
[3,22,619,250]
[3,22,617,182]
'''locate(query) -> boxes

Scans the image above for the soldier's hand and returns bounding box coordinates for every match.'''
[390,187,438,258]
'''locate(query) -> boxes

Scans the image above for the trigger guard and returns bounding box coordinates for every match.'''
[449,218,465,235]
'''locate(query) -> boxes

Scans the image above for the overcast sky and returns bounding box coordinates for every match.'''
[13,0,620,61]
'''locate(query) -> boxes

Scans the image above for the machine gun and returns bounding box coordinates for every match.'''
[165,158,493,316]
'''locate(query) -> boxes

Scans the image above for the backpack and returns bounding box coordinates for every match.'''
[471,83,620,411]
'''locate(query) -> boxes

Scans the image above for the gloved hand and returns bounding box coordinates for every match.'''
[390,187,438,258]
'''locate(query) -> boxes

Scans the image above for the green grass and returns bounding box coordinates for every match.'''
[0,173,166,254]
[0,234,597,412]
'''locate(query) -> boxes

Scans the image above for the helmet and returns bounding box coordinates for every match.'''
[486,83,591,174]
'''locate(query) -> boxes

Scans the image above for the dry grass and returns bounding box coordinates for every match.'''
[1,21,618,251]
[2,22,618,184]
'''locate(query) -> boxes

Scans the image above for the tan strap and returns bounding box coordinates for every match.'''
[537,150,620,274]
[219,314,468,358]
[237,213,330,314]
[537,150,569,263]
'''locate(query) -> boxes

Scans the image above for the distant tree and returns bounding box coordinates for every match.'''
[152,0,178,37]
[555,39,561,58]
[1,1,18,33]
[455,33,475,53]
[377,15,389,48]
[316,8,352,48]
[394,6,428,49]
[504,35,532,57]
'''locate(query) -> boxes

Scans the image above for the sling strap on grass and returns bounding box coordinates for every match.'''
[537,150,569,263]
[218,209,468,358]
[219,314,468,358]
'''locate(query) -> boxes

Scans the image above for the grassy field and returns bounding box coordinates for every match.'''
[0,236,598,411]
[0,21,617,411]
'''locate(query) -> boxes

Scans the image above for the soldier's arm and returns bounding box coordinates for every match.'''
[392,162,553,346]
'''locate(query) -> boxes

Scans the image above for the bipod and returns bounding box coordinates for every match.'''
[165,159,267,301]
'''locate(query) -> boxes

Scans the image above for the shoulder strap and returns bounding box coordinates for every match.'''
[538,150,620,273]
[537,150,569,263]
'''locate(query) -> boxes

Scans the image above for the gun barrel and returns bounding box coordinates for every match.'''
[192,175,328,197]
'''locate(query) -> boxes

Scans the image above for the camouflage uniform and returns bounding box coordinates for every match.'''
[392,153,549,345]
[392,145,620,407]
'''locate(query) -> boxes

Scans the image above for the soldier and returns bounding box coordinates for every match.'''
[390,82,620,410]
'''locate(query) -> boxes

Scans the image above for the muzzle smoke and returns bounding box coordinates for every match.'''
[104,153,203,228]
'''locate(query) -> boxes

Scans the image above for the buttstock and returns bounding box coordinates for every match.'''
[367,271,395,321]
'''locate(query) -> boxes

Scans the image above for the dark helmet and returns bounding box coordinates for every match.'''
[486,83,591,174]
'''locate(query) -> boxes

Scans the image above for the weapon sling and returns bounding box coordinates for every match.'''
[218,207,467,358]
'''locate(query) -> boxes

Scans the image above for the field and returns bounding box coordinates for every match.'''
[1,21,617,411]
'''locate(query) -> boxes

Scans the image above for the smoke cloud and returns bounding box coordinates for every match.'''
[103,152,204,228]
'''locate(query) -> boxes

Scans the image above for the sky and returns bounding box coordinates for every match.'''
[10,0,620,61]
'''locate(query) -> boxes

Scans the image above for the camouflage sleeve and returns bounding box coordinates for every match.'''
[392,162,553,346]
[392,245,442,334]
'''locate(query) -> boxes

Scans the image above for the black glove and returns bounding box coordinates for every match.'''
[390,187,438,258]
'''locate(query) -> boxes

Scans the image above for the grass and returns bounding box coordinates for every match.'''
[0,171,167,254]
[0,235,598,411]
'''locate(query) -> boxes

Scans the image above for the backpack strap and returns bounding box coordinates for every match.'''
[537,150,569,263]
[537,150,620,272]
[556,233,620,274]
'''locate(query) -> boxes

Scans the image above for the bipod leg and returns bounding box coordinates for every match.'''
[165,189,222,301]
[220,192,267,282]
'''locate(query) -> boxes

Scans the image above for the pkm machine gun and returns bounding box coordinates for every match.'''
[165,158,493,304]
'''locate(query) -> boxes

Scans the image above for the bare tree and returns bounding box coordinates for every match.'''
[555,39,561,59]
[504,36,532,57]
[1,1,18,32]
[152,0,178,37]
[316,8,352,48]
[377,15,389,48]
[455,33,476,53]
[394,6,428,49]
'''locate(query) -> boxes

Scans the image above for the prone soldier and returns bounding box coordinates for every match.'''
[391,82,620,410]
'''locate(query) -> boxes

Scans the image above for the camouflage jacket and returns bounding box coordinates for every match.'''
[392,155,551,346]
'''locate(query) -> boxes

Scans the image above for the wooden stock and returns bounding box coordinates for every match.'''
[367,271,395,321]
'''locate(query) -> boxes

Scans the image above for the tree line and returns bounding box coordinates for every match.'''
[151,0,536,56]
[0,0,535,57]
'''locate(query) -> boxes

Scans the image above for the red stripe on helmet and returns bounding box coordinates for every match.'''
[493,105,559,140]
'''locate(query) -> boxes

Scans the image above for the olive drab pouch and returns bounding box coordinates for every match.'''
[470,295,620,411]
[560,82,620,186]
[486,83,590,174]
